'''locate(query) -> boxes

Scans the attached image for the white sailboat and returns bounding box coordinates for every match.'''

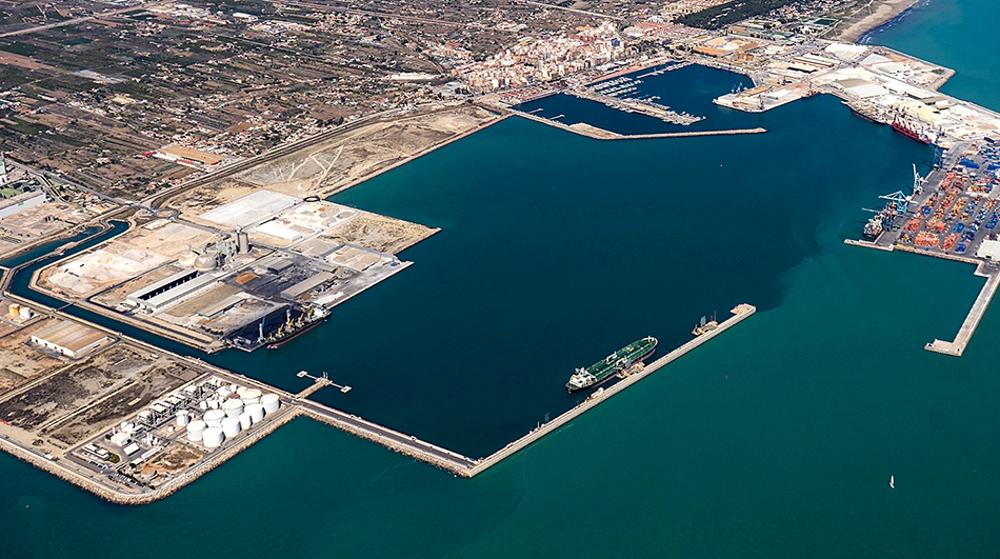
[889,475,895,490]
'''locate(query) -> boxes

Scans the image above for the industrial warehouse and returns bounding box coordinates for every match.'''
[29,320,112,359]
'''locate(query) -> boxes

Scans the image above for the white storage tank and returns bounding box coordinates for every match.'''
[208,399,220,409]
[217,387,233,400]
[221,416,241,437]
[204,409,226,428]
[261,393,280,414]
[176,410,190,427]
[245,403,265,423]
[241,388,262,406]
[238,412,252,431]
[199,400,208,411]
[221,399,243,418]
[187,420,207,442]
[178,248,199,268]
[202,427,224,448]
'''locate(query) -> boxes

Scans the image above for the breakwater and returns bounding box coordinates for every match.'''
[510,109,766,140]
[466,304,756,476]
[925,263,1000,356]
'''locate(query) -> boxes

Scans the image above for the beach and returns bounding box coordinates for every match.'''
[835,0,925,42]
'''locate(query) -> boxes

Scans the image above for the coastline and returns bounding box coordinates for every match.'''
[834,0,925,43]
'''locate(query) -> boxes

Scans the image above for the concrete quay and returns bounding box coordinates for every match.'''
[296,401,477,474]
[926,264,999,357]
[843,239,895,252]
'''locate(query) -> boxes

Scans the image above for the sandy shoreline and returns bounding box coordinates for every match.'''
[835,0,925,43]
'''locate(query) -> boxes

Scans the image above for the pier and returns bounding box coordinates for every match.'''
[295,370,352,398]
[636,61,693,79]
[925,264,999,357]
[466,303,756,476]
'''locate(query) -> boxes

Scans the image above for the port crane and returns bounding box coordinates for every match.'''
[879,190,910,214]
[912,163,926,195]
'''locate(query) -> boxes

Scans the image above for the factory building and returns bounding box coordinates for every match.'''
[0,190,47,220]
[280,271,334,301]
[31,320,111,359]
[126,269,220,313]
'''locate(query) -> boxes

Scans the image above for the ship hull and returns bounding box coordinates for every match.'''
[892,122,930,144]
[851,107,879,124]
[567,339,658,393]
[266,318,325,349]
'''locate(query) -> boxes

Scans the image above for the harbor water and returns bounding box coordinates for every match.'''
[4,1,1000,556]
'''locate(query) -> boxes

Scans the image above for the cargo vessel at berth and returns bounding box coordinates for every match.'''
[863,213,884,240]
[891,119,930,144]
[566,336,658,393]
[265,305,329,349]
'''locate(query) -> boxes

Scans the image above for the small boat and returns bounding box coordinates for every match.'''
[889,475,895,489]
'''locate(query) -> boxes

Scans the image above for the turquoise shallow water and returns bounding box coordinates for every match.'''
[4,1,1000,556]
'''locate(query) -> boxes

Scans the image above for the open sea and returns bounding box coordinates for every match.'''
[4,1,1000,556]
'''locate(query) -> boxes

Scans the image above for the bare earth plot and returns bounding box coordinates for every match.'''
[38,220,217,299]
[171,106,497,227]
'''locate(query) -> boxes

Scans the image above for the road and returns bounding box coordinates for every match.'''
[514,0,630,22]
[0,2,159,38]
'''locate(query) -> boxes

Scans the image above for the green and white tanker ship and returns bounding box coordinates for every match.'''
[566,336,658,393]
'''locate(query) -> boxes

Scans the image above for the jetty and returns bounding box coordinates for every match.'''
[925,263,999,356]
[465,303,755,476]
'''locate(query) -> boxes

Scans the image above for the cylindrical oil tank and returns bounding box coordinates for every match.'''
[245,403,265,423]
[241,388,262,406]
[204,409,226,428]
[18,306,31,321]
[208,399,220,409]
[217,387,233,400]
[202,427,224,448]
[187,420,206,442]
[8,303,19,318]
[261,393,280,414]
[221,416,241,437]
[238,412,252,431]
[176,410,190,427]
[221,399,243,418]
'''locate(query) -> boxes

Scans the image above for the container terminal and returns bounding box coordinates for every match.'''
[846,140,1000,356]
